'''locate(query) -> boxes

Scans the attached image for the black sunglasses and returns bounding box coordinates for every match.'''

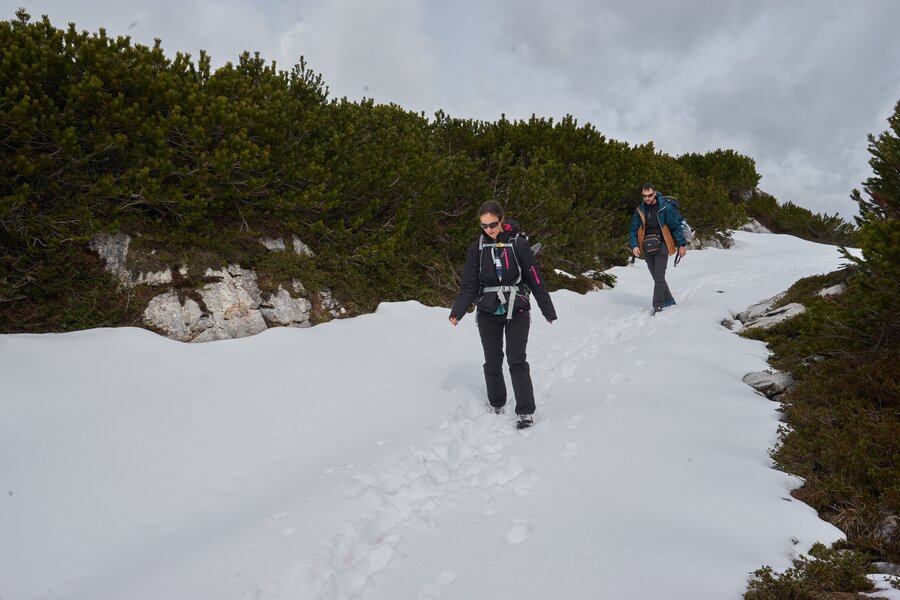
[641,193,655,198]
[480,221,500,230]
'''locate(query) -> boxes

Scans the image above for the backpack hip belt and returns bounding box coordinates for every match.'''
[481,284,522,320]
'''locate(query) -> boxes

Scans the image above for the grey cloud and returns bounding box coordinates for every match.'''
[445,0,900,217]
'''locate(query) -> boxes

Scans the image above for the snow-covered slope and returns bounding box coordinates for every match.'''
[0,232,856,599]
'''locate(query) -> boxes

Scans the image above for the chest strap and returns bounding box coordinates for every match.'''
[479,235,524,320]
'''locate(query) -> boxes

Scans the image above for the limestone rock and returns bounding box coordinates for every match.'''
[739,218,772,234]
[191,266,267,341]
[320,289,347,318]
[687,234,734,250]
[89,233,130,277]
[144,267,315,341]
[260,237,286,251]
[143,290,210,342]
[132,267,174,287]
[736,293,785,324]
[89,232,172,288]
[292,236,315,257]
[260,286,312,327]
[818,282,847,297]
[742,303,806,330]
[742,370,796,398]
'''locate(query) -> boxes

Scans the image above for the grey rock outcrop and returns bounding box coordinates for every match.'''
[260,283,312,328]
[258,235,315,257]
[818,282,847,297]
[142,265,314,342]
[292,236,315,257]
[189,266,267,342]
[736,293,784,323]
[739,218,772,234]
[320,289,346,318]
[742,370,797,399]
[259,237,287,251]
[144,290,211,342]
[89,233,172,288]
[742,303,806,330]
[91,231,327,342]
[688,234,735,250]
[735,293,806,330]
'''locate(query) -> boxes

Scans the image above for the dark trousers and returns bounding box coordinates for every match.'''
[477,310,535,415]
[645,249,675,309]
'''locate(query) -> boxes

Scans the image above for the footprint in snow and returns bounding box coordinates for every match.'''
[566,415,585,429]
[416,571,456,599]
[436,571,457,585]
[561,443,579,461]
[604,393,617,405]
[417,583,443,600]
[505,519,531,545]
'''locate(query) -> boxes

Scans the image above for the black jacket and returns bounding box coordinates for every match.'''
[449,221,557,322]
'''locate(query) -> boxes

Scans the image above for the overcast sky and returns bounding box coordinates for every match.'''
[7,0,900,218]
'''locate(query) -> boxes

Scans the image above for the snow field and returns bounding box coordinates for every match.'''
[0,232,857,599]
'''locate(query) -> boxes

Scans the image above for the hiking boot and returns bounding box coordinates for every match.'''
[651,306,663,316]
[516,414,534,429]
[491,406,505,415]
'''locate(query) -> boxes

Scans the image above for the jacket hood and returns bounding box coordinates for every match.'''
[502,218,521,234]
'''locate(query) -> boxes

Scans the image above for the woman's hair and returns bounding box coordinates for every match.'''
[478,200,505,219]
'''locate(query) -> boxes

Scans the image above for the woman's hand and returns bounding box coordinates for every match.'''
[449,317,459,326]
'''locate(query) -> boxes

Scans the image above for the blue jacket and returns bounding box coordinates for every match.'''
[629,193,687,255]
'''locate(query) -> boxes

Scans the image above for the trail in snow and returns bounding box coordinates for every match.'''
[0,232,857,600]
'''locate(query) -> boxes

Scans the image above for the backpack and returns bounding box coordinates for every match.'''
[476,220,539,320]
[661,196,694,244]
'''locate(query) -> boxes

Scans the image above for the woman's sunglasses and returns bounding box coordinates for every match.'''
[480,221,500,230]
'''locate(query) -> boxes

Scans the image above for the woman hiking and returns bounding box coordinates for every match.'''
[449,201,557,429]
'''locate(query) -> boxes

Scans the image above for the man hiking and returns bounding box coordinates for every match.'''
[629,183,688,315]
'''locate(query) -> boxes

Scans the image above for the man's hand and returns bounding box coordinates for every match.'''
[449,317,459,326]
[678,246,687,258]
[632,247,641,258]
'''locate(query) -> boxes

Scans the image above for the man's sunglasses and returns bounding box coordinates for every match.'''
[480,221,501,229]
[641,193,655,198]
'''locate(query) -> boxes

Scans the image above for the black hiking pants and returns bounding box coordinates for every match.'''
[477,310,535,415]
[645,248,675,309]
